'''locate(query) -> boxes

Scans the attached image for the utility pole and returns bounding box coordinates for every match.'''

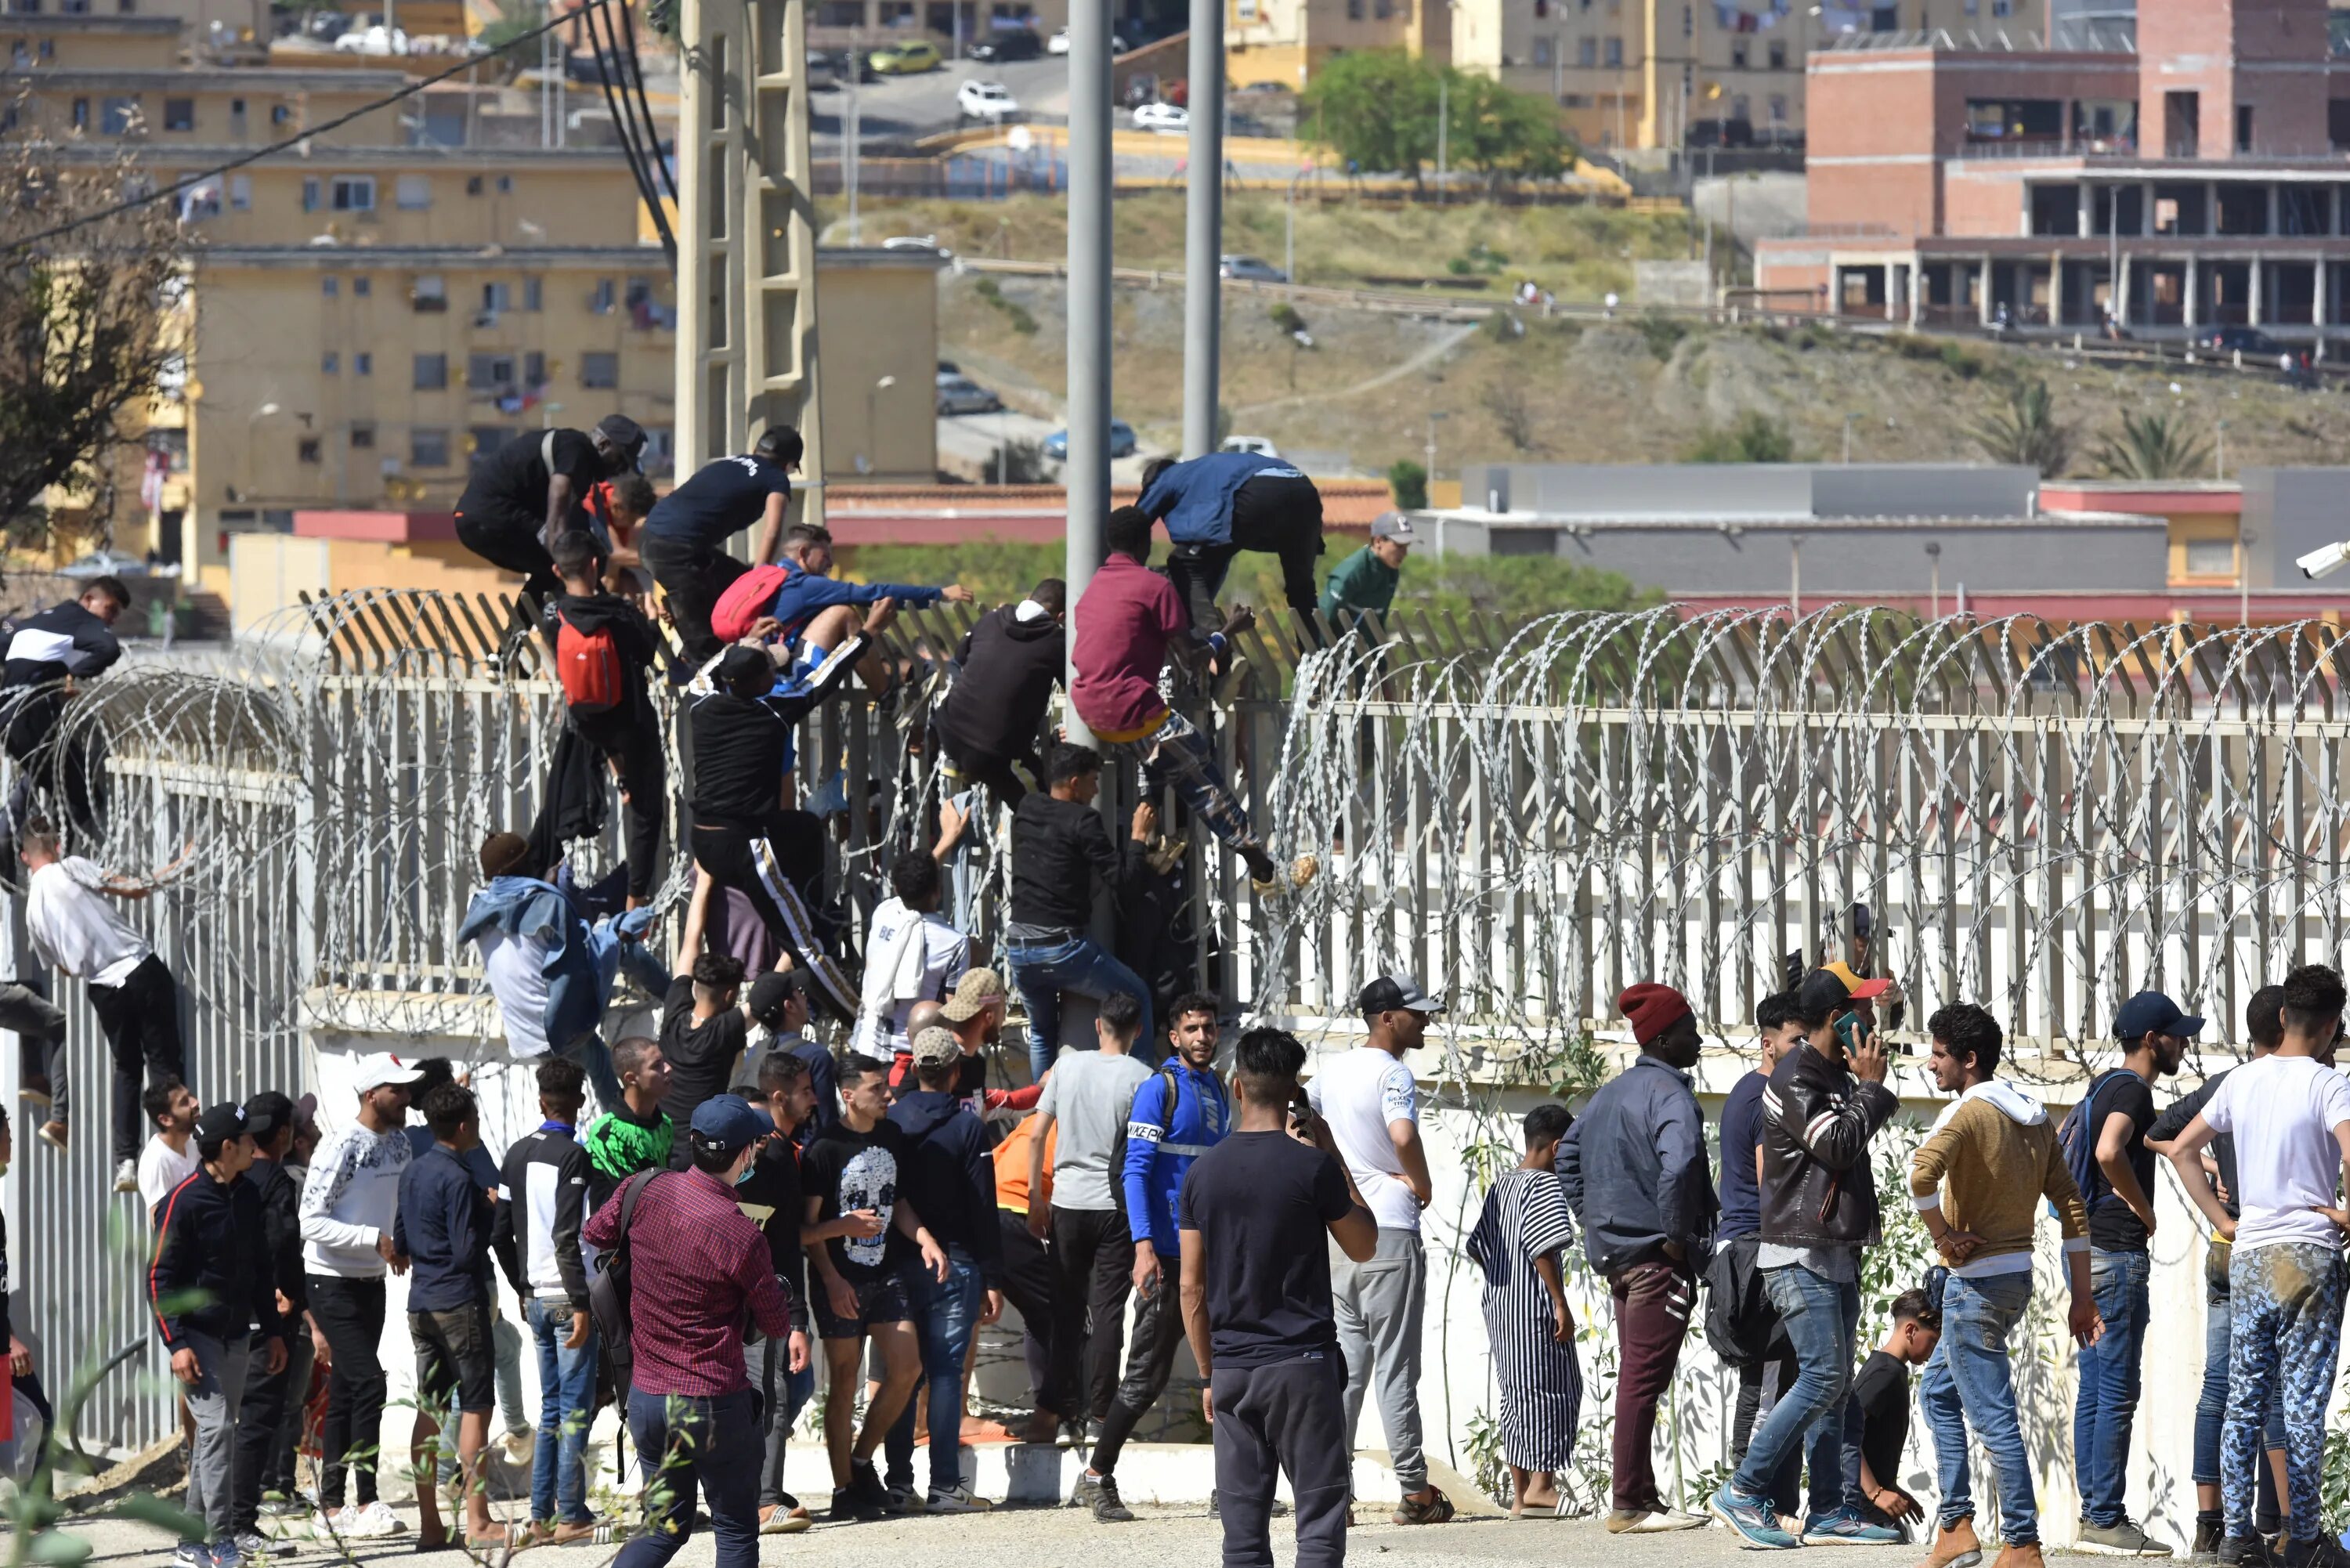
[1926,540,1941,620]
[1285,174,1297,284]
[1789,533,1803,616]
[1434,70,1448,203]
[1064,0,1112,742]
[845,34,862,244]
[1181,0,1224,459]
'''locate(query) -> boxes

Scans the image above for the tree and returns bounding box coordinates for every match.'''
[1387,458,1429,509]
[1481,379,1537,452]
[2093,408,2211,479]
[1684,412,1795,463]
[1441,70,1575,187]
[1302,50,1442,183]
[1969,377,2071,477]
[0,137,186,558]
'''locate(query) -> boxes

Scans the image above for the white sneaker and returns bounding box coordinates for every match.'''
[114,1158,137,1194]
[497,1429,535,1467]
[927,1485,992,1514]
[342,1501,405,1538]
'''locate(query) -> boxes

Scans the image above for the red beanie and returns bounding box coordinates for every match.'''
[1620,983,1693,1046]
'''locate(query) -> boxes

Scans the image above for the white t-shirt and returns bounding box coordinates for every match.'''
[849,898,971,1062]
[1308,1046,1423,1232]
[2204,1052,2350,1251]
[26,858,150,988]
[137,1134,199,1212]
[479,926,553,1058]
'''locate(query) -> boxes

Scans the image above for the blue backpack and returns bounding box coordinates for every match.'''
[2055,1068,2134,1214]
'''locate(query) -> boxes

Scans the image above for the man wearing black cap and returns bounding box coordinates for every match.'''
[149,1103,286,1568]
[582,1095,795,1568]
[228,1091,310,1556]
[745,970,835,1142]
[453,415,645,610]
[639,428,804,664]
[2070,990,2196,1556]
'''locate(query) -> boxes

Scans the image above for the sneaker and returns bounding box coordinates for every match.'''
[1804,1511,1904,1545]
[208,1546,244,1568]
[849,1459,890,1510]
[2195,1523,2227,1563]
[1090,1474,1134,1523]
[2283,1541,2350,1568]
[342,1501,406,1539]
[17,1083,49,1109]
[2079,1521,2176,1558]
[927,1485,993,1515]
[830,1487,884,1524]
[1610,1507,1712,1533]
[882,1483,917,1515]
[1393,1486,1457,1526]
[1068,1472,1107,1512]
[497,1429,535,1467]
[1712,1483,1800,1550]
[757,1504,812,1535]
[114,1158,137,1194]
[230,1532,290,1559]
[2221,1538,2276,1568]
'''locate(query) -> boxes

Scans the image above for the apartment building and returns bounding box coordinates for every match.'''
[1754,0,2350,338]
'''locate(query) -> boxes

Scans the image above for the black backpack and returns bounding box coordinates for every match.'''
[1107,1064,1184,1216]
[587,1168,664,1386]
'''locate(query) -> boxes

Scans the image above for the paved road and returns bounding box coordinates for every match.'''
[811,55,1070,149]
[937,408,1163,486]
[54,1503,1970,1568]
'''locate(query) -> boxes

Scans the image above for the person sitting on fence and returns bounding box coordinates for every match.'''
[541,529,670,909]
[935,578,1065,810]
[0,576,131,846]
[453,417,645,617]
[709,522,972,695]
[850,851,971,1079]
[1137,450,1325,633]
[1069,505,1304,894]
[639,430,804,666]
[586,472,660,599]
[685,638,875,1024]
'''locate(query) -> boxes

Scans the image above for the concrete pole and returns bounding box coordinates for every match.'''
[1181,0,1224,459]
[1064,0,1113,744]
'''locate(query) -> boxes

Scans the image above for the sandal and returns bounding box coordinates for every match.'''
[1392,1486,1456,1526]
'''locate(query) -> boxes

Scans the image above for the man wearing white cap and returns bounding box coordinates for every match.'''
[1320,514,1414,639]
[298,1053,422,1540]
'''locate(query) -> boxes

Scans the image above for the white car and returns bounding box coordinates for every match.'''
[1047,26,1128,52]
[956,79,1020,121]
[1133,101,1188,132]
[332,23,407,52]
[1221,435,1279,458]
[881,234,955,258]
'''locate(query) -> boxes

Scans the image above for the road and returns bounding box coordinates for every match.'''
[810,54,1069,150]
[937,407,1159,486]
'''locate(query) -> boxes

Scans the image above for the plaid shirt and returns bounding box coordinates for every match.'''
[581,1165,793,1397]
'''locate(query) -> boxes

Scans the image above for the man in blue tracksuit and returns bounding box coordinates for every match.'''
[751,523,972,692]
[1069,992,1231,1523]
[1137,452,1324,633]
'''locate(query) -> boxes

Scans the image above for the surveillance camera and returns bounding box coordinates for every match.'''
[2299,541,2350,581]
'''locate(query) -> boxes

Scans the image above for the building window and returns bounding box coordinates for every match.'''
[70,97,88,129]
[1578,34,1596,63]
[270,102,291,125]
[1730,39,1746,66]
[1769,92,1788,122]
[590,278,616,313]
[1532,34,1553,63]
[1373,0,1390,15]
[1603,35,1622,64]
[2184,538,2236,577]
[525,350,545,385]
[301,176,319,211]
[1345,0,1361,15]
[522,277,542,311]
[467,352,516,389]
[99,95,136,134]
[395,174,430,209]
[412,429,451,468]
[321,276,338,297]
[298,437,322,464]
[481,281,512,313]
[466,175,484,196]
[330,175,374,211]
[161,96,192,130]
[353,276,371,295]
[229,173,250,209]
[1731,92,1749,121]
[351,423,376,449]
[412,273,446,311]
[354,352,372,376]
[414,352,448,390]
[1767,38,1785,67]
[322,350,339,373]
[1534,0,1549,12]
[580,352,620,388]
[815,0,860,20]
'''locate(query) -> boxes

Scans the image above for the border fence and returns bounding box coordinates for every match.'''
[13,591,2350,1451]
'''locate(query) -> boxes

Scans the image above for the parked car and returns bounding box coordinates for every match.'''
[2200,325,2285,357]
[1043,421,1137,459]
[938,358,961,375]
[967,27,1043,61]
[1221,435,1279,458]
[868,38,941,73]
[333,23,407,52]
[882,233,953,258]
[804,49,837,89]
[1132,101,1188,132]
[60,548,150,580]
[937,374,1005,415]
[1047,24,1128,52]
[956,78,1020,120]
[1220,254,1289,283]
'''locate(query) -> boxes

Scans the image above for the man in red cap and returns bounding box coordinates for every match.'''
[1558,982,1716,1533]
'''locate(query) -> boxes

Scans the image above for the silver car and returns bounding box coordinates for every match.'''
[936,374,1004,415]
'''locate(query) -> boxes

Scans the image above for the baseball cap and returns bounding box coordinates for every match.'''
[1820,961,1892,1001]
[1370,511,1416,544]
[244,1090,296,1142]
[2114,991,2204,1042]
[352,1053,425,1094]
[1358,974,1444,1017]
[940,968,1007,1024]
[193,1101,251,1151]
[911,1025,962,1068]
[716,645,772,688]
[1795,967,1853,1024]
[747,970,807,1030]
[595,414,647,456]
[689,1093,771,1155]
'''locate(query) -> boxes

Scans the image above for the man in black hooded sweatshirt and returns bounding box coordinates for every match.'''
[543,530,668,906]
[935,579,1065,809]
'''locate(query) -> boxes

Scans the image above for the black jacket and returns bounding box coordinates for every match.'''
[885,1089,1000,1282]
[687,633,870,828]
[149,1172,284,1351]
[491,1127,594,1310]
[1758,1040,1900,1250]
[393,1143,496,1313]
[1008,792,1141,932]
[544,591,664,719]
[2,601,122,692]
[248,1155,307,1314]
[938,605,1063,764]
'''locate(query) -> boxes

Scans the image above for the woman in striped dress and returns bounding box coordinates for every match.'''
[1468,1103,1581,1516]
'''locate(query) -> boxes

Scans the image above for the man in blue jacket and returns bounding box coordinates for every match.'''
[1076,992,1231,1523]
[1559,982,1717,1534]
[1137,453,1324,633]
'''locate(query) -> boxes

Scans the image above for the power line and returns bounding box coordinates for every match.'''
[2,0,620,258]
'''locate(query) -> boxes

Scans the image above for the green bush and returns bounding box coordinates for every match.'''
[1269,302,1307,334]
[1387,458,1430,508]
[1683,411,1795,463]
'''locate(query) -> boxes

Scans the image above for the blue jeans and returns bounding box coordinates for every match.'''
[2225,1242,2347,1541]
[2073,1248,2149,1528]
[2196,1248,2289,1494]
[525,1298,599,1526]
[884,1246,985,1496]
[1008,936,1153,1079]
[619,1388,759,1568]
[1732,1264,1864,1518]
[1919,1270,2037,1544]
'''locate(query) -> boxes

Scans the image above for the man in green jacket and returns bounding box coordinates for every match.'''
[1321,513,1414,637]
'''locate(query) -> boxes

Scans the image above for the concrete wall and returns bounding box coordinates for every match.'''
[1458,462,2039,520]
[2242,465,2350,589]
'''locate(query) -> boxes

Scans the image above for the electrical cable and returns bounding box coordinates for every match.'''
[3,0,615,256]
[613,0,678,204]
[581,0,676,266]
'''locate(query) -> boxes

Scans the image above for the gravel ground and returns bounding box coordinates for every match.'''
[46,1502,2063,1568]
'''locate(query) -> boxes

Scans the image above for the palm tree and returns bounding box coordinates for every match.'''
[2092,409,2213,479]
[1969,378,2071,477]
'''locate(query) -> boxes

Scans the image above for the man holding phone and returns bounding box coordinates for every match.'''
[1713,968,1904,1550]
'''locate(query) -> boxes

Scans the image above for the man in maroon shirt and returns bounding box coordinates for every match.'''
[1069,506,1296,891]
[583,1094,791,1568]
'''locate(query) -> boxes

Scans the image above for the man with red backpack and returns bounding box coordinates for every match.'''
[544,530,667,907]
[712,523,972,694]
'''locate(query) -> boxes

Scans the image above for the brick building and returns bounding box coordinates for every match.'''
[1754,0,2350,339]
